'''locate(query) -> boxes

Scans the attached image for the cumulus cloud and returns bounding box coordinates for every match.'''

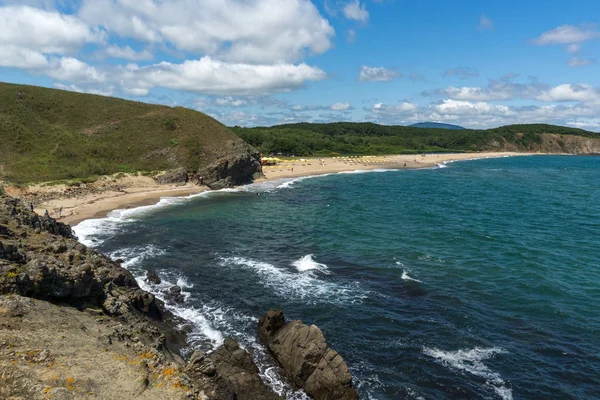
[370,102,419,115]
[119,57,327,96]
[78,0,334,64]
[536,84,600,102]
[104,45,154,61]
[443,68,479,79]
[532,24,600,45]
[343,0,369,22]
[0,5,105,54]
[479,15,494,30]
[359,66,399,82]
[331,102,352,111]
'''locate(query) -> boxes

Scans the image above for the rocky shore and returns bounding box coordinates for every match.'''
[0,195,358,399]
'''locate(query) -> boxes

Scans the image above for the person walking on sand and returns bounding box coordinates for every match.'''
[58,206,63,218]
[30,202,34,212]
[44,210,49,217]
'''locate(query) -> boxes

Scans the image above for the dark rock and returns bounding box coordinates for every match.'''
[196,141,263,189]
[145,270,161,285]
[155,168,188,185]
[258,309,285,344]
[163,285,185,304]
[210,338,281,400]
[259,310,359,400]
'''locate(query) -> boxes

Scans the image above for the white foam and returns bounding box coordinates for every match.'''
[220,256,366,304]
[292,254,329,273]
[401,271,423,283]
[423,346,512,400]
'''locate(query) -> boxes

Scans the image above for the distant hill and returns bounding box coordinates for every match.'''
[408,122,465,130]
[0,82,260,184]
[232,122,600,156]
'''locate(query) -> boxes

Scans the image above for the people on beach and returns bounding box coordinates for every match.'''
[58,207,63,218]
[30,203,34,212]
[44,210,49,217]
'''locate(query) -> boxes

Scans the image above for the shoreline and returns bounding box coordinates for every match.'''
[34,152,536,226]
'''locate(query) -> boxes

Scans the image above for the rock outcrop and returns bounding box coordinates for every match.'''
[259,310,359,400]
[0,194,279,399]
[155,168,189,185]
[197,140,263,190]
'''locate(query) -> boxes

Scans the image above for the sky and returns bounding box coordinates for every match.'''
[1,0,600,130]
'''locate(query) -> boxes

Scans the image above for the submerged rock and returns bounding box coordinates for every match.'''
[259,310,359,400]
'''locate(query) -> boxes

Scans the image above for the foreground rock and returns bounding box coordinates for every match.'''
[0,195,278,399]
[259,310,359,400]
[197,140,263,190]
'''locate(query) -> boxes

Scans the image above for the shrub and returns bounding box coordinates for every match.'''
[170,138,179,146]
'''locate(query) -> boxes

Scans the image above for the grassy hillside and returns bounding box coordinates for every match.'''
[232,122,600,156]
[0,82,246,184]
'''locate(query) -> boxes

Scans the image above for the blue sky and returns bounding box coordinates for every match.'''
[1,0,600,130]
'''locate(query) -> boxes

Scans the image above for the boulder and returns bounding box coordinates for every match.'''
[209,338,281,400]
[258,310,359,400]
[145,270,162,285]
[196,141,263,189]
[155,168,188,185]
[163,285,185,304]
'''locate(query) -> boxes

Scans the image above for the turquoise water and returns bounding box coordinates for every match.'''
[75,156,600,399]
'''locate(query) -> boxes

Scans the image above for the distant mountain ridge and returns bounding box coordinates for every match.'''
[408,122,466,130]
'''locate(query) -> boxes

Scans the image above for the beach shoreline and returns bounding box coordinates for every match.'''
[28,152,536,226]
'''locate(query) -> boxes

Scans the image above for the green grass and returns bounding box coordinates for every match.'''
[0,82,246,184]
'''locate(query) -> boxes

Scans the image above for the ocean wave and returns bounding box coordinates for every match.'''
[219,256,366,304]
[423,346,512,400]
[292,254,329,273]
[401,270,423,283]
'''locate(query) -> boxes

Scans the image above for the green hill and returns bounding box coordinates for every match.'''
[232,122,600,156]
[0,82,259,184]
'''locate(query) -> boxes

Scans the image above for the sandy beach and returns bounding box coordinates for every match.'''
[25,152,529,225]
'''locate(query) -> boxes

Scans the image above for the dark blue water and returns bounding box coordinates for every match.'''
[75,156,600,400]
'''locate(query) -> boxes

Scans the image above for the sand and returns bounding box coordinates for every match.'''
[26,152,530,225]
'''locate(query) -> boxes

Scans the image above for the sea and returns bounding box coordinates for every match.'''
[74,155,600,400]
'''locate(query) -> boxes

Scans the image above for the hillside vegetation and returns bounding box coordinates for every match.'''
[0,82,253,184]
[233,122,600,156]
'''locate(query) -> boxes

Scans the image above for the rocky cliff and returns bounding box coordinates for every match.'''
[487,133,600,154]
[0,195,278,399]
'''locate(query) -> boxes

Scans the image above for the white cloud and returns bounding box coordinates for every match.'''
[47,57,105,83]
[566,43,581,54]
[359,66,399,82]
[441,86,513,101]
[105,45,153,61]
[479,15,494,30]
[54,83,115,96]
[343,1,369,22]
[532,24,600,45]
[536,84,600,102]
[0,45,49,69]
[371,101,419,115]
[120,56,327,96]
[431,99,513,116]
[331,102,351,111]
[78,0,334,64]
[568,57,596,67]
[215,97,250,107]
[0,5,104,54]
